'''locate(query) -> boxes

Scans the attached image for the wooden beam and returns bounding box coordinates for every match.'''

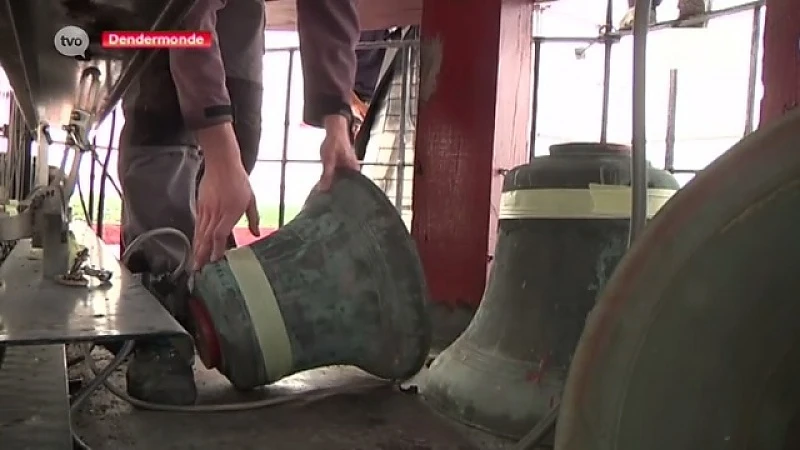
[411,0,533,308]
[759,0,800,125]
[266,0,423,31]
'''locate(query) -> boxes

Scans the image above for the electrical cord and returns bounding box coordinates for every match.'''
[70,226,393,448]
[121,227,192,282]
[94,108,117,238]
[76,180,92,226]
[510,400,560,450]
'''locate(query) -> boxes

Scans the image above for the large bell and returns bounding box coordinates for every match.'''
[555,110,800,450]
[420,143,679,439]
[188,169,432,390]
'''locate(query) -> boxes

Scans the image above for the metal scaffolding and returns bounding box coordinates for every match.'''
[0,37,422,241]
[515,1,766,447]
[0,1,763,251]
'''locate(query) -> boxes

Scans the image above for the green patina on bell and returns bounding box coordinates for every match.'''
[421,142,680,439]
[189,169,432,391]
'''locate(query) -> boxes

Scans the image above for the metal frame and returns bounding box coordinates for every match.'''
[19,37,421,236]
[0,93,187,449]
[516,0,766,447]
[234,37,420,228]
[528,0,765,168]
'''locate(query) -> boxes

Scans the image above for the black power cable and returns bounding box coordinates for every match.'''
[511,401,560,450]
[95,108,117,238]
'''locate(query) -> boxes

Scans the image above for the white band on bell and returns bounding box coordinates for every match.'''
[498,184,678,219]
[225,246,293,382]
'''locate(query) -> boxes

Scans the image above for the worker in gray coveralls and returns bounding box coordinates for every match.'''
[118,0,361,405]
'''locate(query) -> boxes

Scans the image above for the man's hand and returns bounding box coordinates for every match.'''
[316,114,360,191]
[192,124,260,270]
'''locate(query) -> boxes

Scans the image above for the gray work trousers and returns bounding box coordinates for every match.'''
[118,144,201,276]
[118,140,259,276]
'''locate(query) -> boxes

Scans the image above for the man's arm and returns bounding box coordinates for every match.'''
[169,0,240,165]
[296,0,360,128]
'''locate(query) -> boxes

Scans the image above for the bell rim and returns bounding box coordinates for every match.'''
[188,295,221,369]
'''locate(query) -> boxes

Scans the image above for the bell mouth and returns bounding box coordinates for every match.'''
[188,296,221,369]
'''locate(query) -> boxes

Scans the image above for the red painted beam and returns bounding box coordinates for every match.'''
[759,0,800,125]
[411,0,532,308]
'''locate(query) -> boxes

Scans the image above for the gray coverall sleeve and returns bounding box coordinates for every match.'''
[296,0,360,127]
[169,0,233,130]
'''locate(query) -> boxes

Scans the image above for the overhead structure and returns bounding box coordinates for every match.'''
[0,0,195,130]
[0,1,199,448]
[266,0,423,31]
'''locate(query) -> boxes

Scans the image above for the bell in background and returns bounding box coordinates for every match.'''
[188,169,432,391]
[420,143,680,439]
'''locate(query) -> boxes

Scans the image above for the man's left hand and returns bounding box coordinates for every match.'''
[316,114,360,191]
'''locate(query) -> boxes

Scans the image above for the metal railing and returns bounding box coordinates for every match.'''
[529,0,765,176]
[254,35,420,228]
[0,36,422,239]
[0,4,764,241]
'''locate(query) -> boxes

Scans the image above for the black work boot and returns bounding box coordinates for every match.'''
[125,338,197,405]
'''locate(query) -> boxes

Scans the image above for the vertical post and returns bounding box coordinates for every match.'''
[88,137,96,223]
[96,108,117,239]
[599,0,614,143]
[395,45,409,212]
[529,39,542,162]
[743,5,762,135]
[278,49,295,228]
[759,0,800,125]
[18,128,32,201]
[35,124,49,188]
[664,69,678,171]
[412,0,532,308]
[629,0,653,247]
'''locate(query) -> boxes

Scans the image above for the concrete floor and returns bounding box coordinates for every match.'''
[72,350,517,450]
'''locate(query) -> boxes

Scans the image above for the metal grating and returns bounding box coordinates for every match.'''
[0,344,72,449]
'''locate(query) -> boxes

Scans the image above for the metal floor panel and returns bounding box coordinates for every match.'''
[0,222,187,345]
[0,345,71,449]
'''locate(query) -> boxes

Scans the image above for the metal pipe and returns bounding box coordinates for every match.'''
[395,46,410,213]
[35,124,49,188]
[615,0,764,37]
[529,0,763,46]
[629,0,653,246]
[599,0,614,143]
[96,109,117,238]
[529,40,542,162]
[664,69,678,172]
[278,49,295,228]
[743,4,763,135]
[1,0,37,128]
[95,0,188,122]
[532,36,607,44]
[88,137,97,223]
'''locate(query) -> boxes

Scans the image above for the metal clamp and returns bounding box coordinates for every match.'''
[56,247,113,287]
[57,66,103,200]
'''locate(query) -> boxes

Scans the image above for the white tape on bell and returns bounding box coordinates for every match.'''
[498,184,677,219]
